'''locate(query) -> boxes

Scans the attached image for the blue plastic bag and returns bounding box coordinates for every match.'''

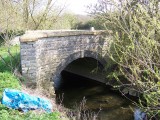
[1,88,52,112]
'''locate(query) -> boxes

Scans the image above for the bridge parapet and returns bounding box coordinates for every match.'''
[20,30,105,42]
[20,30,108,88]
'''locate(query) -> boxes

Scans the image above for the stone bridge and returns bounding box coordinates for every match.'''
[20,30,109,89]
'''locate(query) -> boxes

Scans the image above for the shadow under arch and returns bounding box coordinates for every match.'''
[53,50,107,90]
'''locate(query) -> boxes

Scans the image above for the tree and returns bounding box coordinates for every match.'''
[21,0,66,30]
[0,0,65,31]
[0,0,67,45]
[90,0,160,118]
[51,13,77,29]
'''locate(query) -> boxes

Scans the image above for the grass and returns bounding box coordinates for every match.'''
[0,45,21,98]
[0,45,61,120]
[0,45,20,72]
[0,72,21,99]
[0,104,60,120]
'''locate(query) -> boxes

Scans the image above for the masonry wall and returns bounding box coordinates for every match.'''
[20,30,108,89]
[20,41,38,82]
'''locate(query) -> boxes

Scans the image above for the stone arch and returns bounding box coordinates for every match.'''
[53,50,106,89]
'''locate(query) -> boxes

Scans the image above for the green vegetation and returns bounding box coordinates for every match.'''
[73,19,105,30]
[0,45,61,120]
[0,45,21,99]
[0,45,20,72]
[0,0,91,32]
[0,72,21,99]
[90,0,160,118]
[0,104,60,120]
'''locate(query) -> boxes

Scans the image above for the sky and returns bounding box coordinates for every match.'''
[57,0,97,15]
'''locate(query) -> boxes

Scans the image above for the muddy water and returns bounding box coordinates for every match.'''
[56,71,136,120]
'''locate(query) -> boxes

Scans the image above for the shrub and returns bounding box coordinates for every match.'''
[73,20,105,30]
[90,0,160,118]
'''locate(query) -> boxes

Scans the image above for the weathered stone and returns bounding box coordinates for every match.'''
[20,30,108,89]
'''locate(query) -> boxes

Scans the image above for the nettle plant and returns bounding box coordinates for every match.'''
[91,0,160,117]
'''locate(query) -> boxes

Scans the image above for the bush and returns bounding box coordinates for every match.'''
[91,0,160,118]
[73,20,105,30]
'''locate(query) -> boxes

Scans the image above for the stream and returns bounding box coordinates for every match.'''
[56,71,136,120]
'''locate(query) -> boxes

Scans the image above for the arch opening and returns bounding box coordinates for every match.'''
[58,57,106,89]
[53,50,107,90]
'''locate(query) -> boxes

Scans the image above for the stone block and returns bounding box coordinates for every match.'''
[20,30,107,88]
